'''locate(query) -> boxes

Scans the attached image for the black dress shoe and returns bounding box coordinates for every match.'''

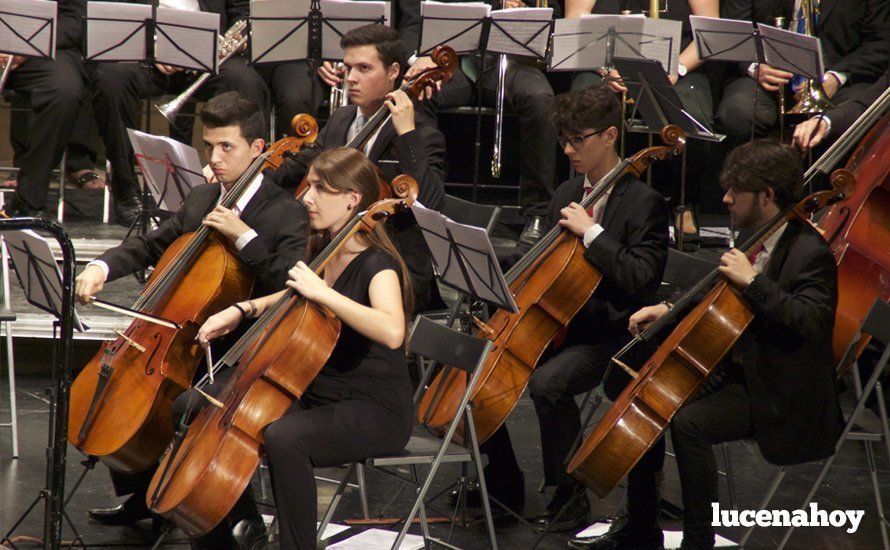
[517,214,546,248]
[567,516,664,550]
[2,200,48,220]
[114,194,142,227]
[532,486,590,532]
[88,496,152,526]
[231,518,267,550]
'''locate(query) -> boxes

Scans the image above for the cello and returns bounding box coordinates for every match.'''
[566,170,855,497]
[144,177,418,536]
[292,45,457,200]
[416,126,686,446]
[68,133,316,475]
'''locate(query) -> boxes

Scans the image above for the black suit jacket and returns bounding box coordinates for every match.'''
[267,105,446,310]
[516,174,670,336]
[828,67,889,137]
[97,180,308,296]
[736,219,842,465]
[59,0,85,50]
[723,0,890,84]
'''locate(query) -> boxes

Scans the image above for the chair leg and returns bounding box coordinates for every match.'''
[410,465,432,542]
[317,463,356,544]
[102,159,111,224]
[721,443,736,510]
[2,237,17,458]
[466,408,498,550]
[57,151,66,222]
[357,463,370,520]
[738,467,785,547]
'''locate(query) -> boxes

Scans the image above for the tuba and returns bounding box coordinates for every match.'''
[155,20,249,124]
[787,0,832,116]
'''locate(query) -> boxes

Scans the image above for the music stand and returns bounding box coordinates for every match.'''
[248,0,311,65]
[0,0,57,60]
[154,6,219,74]
[319,0,388,61]
[83,1,153,63]
[487,7,552,60]
[417,1,490,56]
[128,128,204,216]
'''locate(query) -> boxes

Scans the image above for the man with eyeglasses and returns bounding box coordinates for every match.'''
[467,84,670,531]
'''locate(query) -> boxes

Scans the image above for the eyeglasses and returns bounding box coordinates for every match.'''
[558,129,605,149]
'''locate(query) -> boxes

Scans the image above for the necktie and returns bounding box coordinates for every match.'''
[746,243,765,263]
[356,114,368,132]
[582,186,595,217]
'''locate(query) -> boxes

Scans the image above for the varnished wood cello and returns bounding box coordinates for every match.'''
[68,126,318,474]
[144,177,418,536]
[416,126,686,445]
[567,170,856,497]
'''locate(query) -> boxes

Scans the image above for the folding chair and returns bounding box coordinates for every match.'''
[442,194,502,236]
[317,315,498,549]
[739,299,890,549]
[0,227,17,457]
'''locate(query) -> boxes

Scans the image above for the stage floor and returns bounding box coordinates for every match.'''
[1,217,889,548]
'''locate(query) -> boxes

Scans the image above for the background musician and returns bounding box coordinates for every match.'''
[75,92,308,534]
[571,140,843,549]
[1,0,86,217]
[479,85,669,530]
[190,147,414,550]
[268,24,446,312]
[717,0,890,144]
[89,0,268,226]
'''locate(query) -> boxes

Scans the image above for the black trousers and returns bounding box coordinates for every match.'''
[264,390,412,549]
[483,328,628,489]
[255,61,324,139]
[90,57,268,200]
[431,58,557,214]
[5,49,85,210]
[716,74,873,144]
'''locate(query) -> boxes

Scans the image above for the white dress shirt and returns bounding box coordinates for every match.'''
[581,174,613,248]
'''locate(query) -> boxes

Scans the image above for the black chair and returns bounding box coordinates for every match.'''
[442,193,502,235]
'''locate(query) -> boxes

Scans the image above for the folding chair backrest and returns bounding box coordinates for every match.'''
[442,194,502,236]
[409,315,488,374]
[861,300,890,346]
[662,248,715,289]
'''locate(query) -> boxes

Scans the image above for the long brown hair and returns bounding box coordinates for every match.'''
[307,147,414,319]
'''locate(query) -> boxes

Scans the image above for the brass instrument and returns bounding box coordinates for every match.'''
[328,62,350,116]
[774,16,787,141]
[787,0,832,116]
[155,20,248,124]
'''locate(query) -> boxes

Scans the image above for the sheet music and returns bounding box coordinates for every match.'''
[758,22,823,79]
[127,129,205,213]
[86,2,153,62]
[689,16,757,63]
[154,6,220,72]
[0,0,57,58]
[249,0,311,63]
[488,7,552,59]
[0,230,86,331]
[419,1,489,55]
[320,0,388,60]
[612,15,681,77]
[548,15,618,71]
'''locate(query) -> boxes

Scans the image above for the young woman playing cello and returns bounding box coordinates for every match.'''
[195,147,415,549]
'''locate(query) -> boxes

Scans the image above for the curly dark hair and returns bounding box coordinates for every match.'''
[199,91,265,144]
[719,140,803,209]
[341,24,405,73]
[549,84,621,136]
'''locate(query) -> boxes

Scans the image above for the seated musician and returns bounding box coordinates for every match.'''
[90,0,268,226]
[569,140,843,549]
[792,66,890,150]
[75,92,308,534]
[267,23,446,312]
[186,147,414,550]
[478,84,669,530]
[717,0,889,145]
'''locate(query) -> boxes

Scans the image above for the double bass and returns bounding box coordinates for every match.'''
[145,177,418,536]
[417,126,686,445]
[68,129,317,474]
[567,171,855,497]
[292,45,458,200]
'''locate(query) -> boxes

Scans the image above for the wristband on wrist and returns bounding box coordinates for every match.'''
[660,300,674,312]
[248,299,257,319]
[231,303,248,319]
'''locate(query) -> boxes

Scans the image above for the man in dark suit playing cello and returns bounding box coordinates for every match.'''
[476,84,670,530]
[570,140,843,549]
[74,92,308,543]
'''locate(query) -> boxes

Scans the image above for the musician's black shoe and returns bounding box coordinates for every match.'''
[566,515,665,550]
[1,199,48,220]
[532,485,590,532]
[87,495,152,525]
[231,518,267,550]
[114,193,142,227]
[517,214,546,248]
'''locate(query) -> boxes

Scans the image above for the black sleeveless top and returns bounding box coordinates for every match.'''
[306,248,413,418]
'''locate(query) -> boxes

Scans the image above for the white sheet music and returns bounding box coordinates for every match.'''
[612,15,681,77]
[488,7,552,59]
[249,0,311,63]
[419,1,489,55]
[0,0,57,58]
[127,129,205,213]
[548,15,619,71]
[320,0,389,60]
[689,16,757,63]
[327,528,424,549]
[154,7,220,72]
[758,22,824,79]
[86,2,153,62]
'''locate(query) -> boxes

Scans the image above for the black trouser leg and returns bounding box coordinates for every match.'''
[626,436,666,531]
[670,383,752,549]
[7,49,85,210]
[257,61,323,138]
[66,102,102,173]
